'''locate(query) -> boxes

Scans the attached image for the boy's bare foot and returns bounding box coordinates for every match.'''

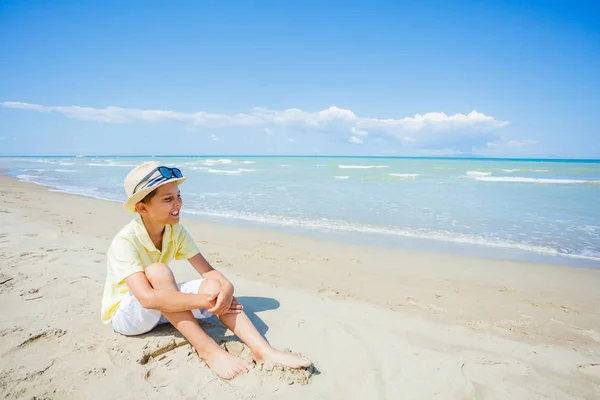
[256,348,312,369]
[204,350,253,380]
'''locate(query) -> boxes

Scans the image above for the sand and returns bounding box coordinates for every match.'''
[0,173,599,399]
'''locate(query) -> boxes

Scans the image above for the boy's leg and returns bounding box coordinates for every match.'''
[144,263,252,379]
[197,280,312,368]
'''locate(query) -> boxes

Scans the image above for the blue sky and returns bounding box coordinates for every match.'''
[1,0,599,158]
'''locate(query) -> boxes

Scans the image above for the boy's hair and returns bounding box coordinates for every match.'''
[140,188,158,205]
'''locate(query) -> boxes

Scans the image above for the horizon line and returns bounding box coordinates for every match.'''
[1,154,599,162]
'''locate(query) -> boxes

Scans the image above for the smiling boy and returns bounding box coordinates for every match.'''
[100,161,311,379]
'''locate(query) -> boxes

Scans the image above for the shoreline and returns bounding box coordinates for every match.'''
[2,172,600,337]
[3,154,600,162]
[2,168,599,268]
[2,173,600,398]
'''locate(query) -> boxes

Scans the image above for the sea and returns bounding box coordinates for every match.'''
[1,156,599,268]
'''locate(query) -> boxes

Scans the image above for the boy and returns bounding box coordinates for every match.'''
[101,162,312,379]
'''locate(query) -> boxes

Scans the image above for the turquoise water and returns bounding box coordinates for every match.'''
[2,156,599,267]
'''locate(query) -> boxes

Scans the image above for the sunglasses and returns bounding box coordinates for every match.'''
[133,166,183,194]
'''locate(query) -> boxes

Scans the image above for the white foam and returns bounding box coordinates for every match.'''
[16,174,44,182]
[207,169,242,175]
[388,173,419,178]
[184,209,600,262]
[241,161,256,164]
[474,176,588,184]
[333,176,350,180]
[203,159,232,165]
[502,169,519,173]
[466,171,492,177]
[86,163,136,167]
[338,165,389,169]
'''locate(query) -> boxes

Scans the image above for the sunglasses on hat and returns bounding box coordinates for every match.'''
[133,166,183,194]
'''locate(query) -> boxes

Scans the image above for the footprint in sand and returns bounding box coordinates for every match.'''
[0,274,16,293]
[577,364,600,381]
[463,357,530,378]
[0,326,23,337]
[20,288,43,301]
[0,360,56,395]
[17,329,67,348]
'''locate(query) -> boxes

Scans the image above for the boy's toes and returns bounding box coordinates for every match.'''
[205,351,250,380]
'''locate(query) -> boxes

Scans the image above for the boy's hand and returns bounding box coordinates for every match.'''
[223,297,243,314]
[207,285,240,315]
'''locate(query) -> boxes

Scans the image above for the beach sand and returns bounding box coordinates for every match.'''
[1,173,599,399]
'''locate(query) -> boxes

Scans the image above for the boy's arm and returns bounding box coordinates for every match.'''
[124,272,215,312]
[188,252,234,293]
[188,252,236,315]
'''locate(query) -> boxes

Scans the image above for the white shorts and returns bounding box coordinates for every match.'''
[111,279,212,336]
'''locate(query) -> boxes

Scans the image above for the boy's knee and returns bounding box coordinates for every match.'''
[144,263,174,284]
[198,278,221,294]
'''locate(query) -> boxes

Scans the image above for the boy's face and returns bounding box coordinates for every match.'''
[137,181,182,225]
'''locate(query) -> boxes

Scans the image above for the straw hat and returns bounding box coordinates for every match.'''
[123,161,186,213]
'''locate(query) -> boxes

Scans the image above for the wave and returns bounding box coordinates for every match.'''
[203,159,232,165]
[241,161,256,164]
[16,174,48,183]
[183,208,600,262]
[207,169,242,175]
[466,171,492,177]
[333,176,350,180]
[502,169,519,173]
[338,165,389,169]
[86,163,137,167]
[388,173,419,178]
[473,176,591,184]
[207,168,256,174]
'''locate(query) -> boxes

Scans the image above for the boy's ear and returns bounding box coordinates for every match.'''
[135,201,148,214]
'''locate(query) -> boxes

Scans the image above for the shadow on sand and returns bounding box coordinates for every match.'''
[135,296,280,344]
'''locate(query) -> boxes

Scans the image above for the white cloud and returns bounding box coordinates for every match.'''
[2,101,515,150]
[2,101,506,131]
[358,111,508,137]
[251,106,356,128]
[0,101,259,126]
[351,127,368,136]
[211,134,219,141]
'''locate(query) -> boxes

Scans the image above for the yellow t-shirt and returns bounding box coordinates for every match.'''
[100,216,201,323]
